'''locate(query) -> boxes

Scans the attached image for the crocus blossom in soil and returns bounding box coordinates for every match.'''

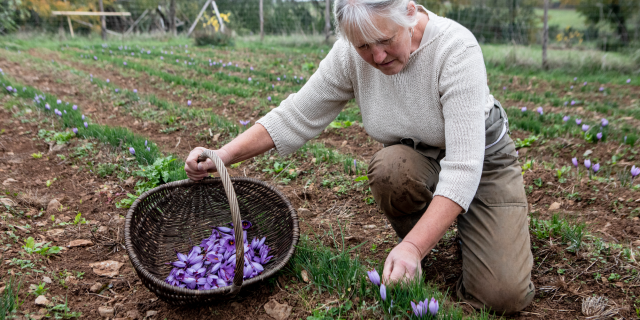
[563,116,570,122]
[428,298,439,315]
[133,89,138,93]
[72,105,78,110]
[72,128,78,134]
[576,119,582,125]
[601,118,608,127]
[239,120,250,126]
[584,159,591,169]
[582,124,589,132]
[631,166,640,178]
[129,147,135,155]
[380,283,387,301]
[82,114,85,120]
[188,100,192,106]
[267,96,272,102]
[411,301,425,317]
[592,163,600,173]
[536,107,543,115]
[367,269,381,286]
[45,104,50,110]
[572,157,578,167]
[599,87,604,91]
[596,132,602,140]
[84,122,88,128]
[57,99,61,104]
[627,79,631,83]
[521,107,527,112]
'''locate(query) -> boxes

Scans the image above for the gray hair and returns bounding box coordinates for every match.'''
[333,0,418,45]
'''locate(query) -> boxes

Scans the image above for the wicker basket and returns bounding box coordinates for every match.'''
[124,149,299,305]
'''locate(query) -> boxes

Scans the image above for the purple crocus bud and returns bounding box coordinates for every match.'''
[536,107,543,115]
[584,159,591,169]
[161,56,164,60]
[176,59,179,63]
[300,77,304,81]
[123,62,127,66]
[627,79,631,83]
[502,86,506,90]
[596,132,602,140]
[411,301,424,317]
[239,120,250,126]
[592,163,600,173]
[601,118,608,127]
[571,100,575,105]
[570,85,574,89]
[599,87,604,91]
[631,165,640,177]
[267,96,271,102]
[583,81,587,86]
[564,101,568,106]
[5,86,12,92]
[63,110,67,114]
[572,157,578,167]
[563,116,570,122]
[582,124,589,132]
[147,50,151,54]
[131,52,134,56]
[106,79,110,83]
[133,89,138,93]
[145,140,148,146]
[248,77,252,81]
[57,99,61,104]
[84,122,88,128]
[72,105,77,110]
[82,114,85,120]
[93,56,97,60]
[521,107,527,112]
[367,269,380,286]
[277,77,280,81]
[576,119,582,125]
[272,84,274,89]
[188,100,192,106]
[380,283,386,301]
[45,103,50,110]
[147,147,150,152]
[72,128,78,134]
[129,147,135,155]
[250,66,254,70]
[217,226,232,234]
[115,89,119,93]
[428,298,439,315]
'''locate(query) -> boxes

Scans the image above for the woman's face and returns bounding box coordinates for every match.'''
[352,14,413,76]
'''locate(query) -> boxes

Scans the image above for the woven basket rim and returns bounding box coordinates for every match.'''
[124,177,299,298]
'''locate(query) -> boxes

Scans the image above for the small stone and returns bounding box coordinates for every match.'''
[42,276,52,284]
[90,260,124,278]
[68,239,93,247]
[98,306,115,317]
[30,315,44,320]
[98,226,109,233]
[548,202,561,211]
[65,275,78,285]
[297,208,311,217]
[301,270,309,283]
[0,198,15,206]
[90,282,103,293]
[125,310,139,319]
[46,229,65,237]
[46,199,62,215]
[35,295,49,306]
[363,225,376,229]
[145,310,158,317]
[2,178,18,186]
[264,299,292,320]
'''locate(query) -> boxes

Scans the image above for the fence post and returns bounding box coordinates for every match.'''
[260,0,264,41]
[324,0,331,43]
[169,0,176,35]
[542,0,548,70]
[99,0,106,40]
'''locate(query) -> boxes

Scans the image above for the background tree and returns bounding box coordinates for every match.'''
[576,0,639,45]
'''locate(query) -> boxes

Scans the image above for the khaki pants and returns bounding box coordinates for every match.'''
[368,134,535,315]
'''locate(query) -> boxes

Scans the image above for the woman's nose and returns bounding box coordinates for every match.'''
[372,46,387,64]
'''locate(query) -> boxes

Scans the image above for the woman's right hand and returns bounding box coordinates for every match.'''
[184,147,231,180]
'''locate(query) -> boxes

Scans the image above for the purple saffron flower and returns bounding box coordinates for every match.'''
[81,114,85,120]
[267,96,271,102]
[5,86,12,92]
[599,87,604,91]
[72,105,77,110]
[93,56,97,60]
[563,115,570,122]
[627,79,631,83]
[223,237,236,252]
[241,220,253,229]
[161,56,164,60]
[277,77,280,81]
[428,298,439,315]
[582,124,590,132]
[145,140,148,146]
[583,81,587,86]
[106,79,110,83]
[131,52,134,56]
[573,77,577,81]
[596,132,602,140]
[502,86,506,90]
[570,85,574,89]
[537,107,543,115]
[521,107,527,112]
[72,128,78,134]
[631,165,640,178]
[84,122,88,128]
[572,157,578,167]
[601,118,608,127]
[380,283,386,301]
[367,269,380,286]
[45,104,50,110]
[584,159,591,169]
[133,89,138,93]
[123,62,127,66]
[57,99,61,104]
[129,147,135,155]
[239,120,250,126]
[250,67,254,71]
[571,100,575,105]
[592,163,600,173]
[115,89,119,93]
[176,59,179,63]
[248,77,252,82]
[576,119,582,125]
[188,100,192,106]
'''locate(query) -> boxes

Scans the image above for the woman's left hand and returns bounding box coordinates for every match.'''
[382,241,423,285]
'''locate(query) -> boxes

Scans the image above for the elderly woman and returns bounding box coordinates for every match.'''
[185,0,534,314]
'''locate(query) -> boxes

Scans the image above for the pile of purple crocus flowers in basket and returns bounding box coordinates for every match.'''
[165,220,273,290]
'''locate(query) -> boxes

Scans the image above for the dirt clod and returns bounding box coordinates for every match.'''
[145,310,158,317]
[90,282,103,293]
[46,199,62,215]
[98,306,115,317]
[264,299,292,320]
[68,239,93,247]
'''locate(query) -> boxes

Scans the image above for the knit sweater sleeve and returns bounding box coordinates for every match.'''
[433,45,487,212]
[256,41,355,155]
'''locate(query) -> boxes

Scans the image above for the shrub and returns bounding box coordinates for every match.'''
[194,31,234,47]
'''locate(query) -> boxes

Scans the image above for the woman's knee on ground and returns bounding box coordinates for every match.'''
[368,145,439,217]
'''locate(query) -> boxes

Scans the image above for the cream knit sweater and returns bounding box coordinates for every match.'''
[256,10,495,211]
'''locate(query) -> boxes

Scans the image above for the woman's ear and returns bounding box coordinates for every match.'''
[407,1,417,17]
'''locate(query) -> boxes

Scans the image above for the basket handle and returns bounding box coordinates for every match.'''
[197,149,245,295]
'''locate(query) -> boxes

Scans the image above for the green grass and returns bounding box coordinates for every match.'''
[0,277,22,320]
[533,9,586,29]
[530,214,587,253]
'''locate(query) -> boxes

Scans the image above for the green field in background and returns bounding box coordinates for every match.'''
[534,8,587,29]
